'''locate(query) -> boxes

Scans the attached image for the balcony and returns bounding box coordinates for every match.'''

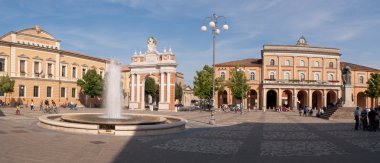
[263,79,341,85]
[19,72,26,77]
[48,74,53,79]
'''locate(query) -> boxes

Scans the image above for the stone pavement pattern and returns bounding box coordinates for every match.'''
[0,107,379,163]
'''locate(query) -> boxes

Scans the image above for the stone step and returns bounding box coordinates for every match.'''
[329,107,356,120]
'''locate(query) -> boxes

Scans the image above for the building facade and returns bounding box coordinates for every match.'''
[0,25,108,107]
[215,36,380,110]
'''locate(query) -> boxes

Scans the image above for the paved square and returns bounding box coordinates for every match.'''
[0,108,379,163]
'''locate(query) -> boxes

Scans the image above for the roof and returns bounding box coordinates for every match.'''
[340,62,380,72]
[121,65,130,72]
[215,58,262,67]
[61,50,108,63]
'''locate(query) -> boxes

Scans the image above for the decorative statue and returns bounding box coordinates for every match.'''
[342,66,352,86]
[147,36,157,52]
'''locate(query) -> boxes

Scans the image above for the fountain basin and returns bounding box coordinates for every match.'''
[38,113,187,136]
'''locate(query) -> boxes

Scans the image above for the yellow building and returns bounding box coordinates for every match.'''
[215,36,380,110]
[0,25,108,107]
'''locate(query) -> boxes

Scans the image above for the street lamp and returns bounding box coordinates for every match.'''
[201,13,229,125]
[237,68,245,114]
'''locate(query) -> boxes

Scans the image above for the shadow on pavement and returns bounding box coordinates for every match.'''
[111,121,380,163]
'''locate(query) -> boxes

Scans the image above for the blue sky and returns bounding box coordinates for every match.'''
[1,0,380,85]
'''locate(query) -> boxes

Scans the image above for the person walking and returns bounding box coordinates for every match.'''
[361,108,368,131]
[39,100,43,111]
[30,99,34,111]
[368,108,379,131]
[354,107,360,130]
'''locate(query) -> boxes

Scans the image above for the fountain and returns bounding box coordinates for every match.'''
[38,60,186,136]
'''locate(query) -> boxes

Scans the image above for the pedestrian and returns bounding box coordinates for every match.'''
[303,106,307,116]
[39,100,43,111]
[361,108,368,131]
[368,108,379,131]
[354,107,360,130]
[30,99,34,110]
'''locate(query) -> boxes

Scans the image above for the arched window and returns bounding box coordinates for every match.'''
[285,60,290,66]
[250,72,255,80]
[359,76,364,84]
[328,73,334,80]
[300,60,305,66]
[270,72,275,79]
[300,73,305,81]
[314,73,320,80]
[284,72,290,80]
[220,72,225,80]
[314,61,320,67]
[329,62,334,68]
[270,59,275,66]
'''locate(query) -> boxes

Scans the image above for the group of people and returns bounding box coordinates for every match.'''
[354,107,379,131]
[28,99,77,112]
[298,106,314,116]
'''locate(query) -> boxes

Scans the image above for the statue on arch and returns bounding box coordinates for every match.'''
[147,36,157,53]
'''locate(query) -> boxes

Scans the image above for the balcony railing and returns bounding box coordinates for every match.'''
[263,79,341,85]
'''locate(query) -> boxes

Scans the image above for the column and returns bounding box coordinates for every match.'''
[293,88,297,111]
[262,57,266,80]
[166,72,170,103]
[293,56,296,79]
[323,89,327,107]
[131,74,135,102]
[136,74,140,103]
[336,58,340,82]
[160,72,164,103]
[308,89,312,107]
[278,56,281,79]
[308,57,311,80]
[10,47,15,77]
[278,88,282,107]
[322,57,326,81]
[262,88,266,111]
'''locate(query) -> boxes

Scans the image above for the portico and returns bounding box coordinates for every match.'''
[129,37,177,111]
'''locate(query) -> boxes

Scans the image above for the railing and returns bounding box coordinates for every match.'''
[263,79,341,85]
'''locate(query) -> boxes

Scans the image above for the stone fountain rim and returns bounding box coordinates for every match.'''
[38,113,187,136]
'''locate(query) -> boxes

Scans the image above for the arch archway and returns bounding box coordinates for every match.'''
[248,90,258,109]
[266,90,277,109]
[357,92,366,108]
[312,90,323,110]
[327,90,337,107]
[218,90,228,108]
[297,90,308,108]
[282,90,292,108]
[143,76,160,109]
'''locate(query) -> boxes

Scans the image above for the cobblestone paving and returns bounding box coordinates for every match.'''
[0,108,379,163]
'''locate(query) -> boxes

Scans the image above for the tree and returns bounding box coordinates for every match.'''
[145,77,157,98]
[193,65,213,101]
[226,67,250,100]
[175,82,183,102]
[77,69,103,107]
[0,75,15,104]
[193,65,222,108]
[365,73,380,108]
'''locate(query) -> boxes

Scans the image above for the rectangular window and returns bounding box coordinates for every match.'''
[33,86,39,97]
[72,67,77,78]
[61,65,66,77]
[82,68,87,78]
[20,60,26,76]
[61,87,66,98]
[19,85,25,97]
[47,63,53,78]
[72,88,76,98]
[99,70,103,77]
[47,86,52,98]
[34,61,40,77]
[0,58,5,72]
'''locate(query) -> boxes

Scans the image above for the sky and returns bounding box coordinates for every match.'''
[1,0,380,85]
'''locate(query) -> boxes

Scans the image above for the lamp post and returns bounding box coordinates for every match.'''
[237,68,245,114]
[201,13,229,125]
